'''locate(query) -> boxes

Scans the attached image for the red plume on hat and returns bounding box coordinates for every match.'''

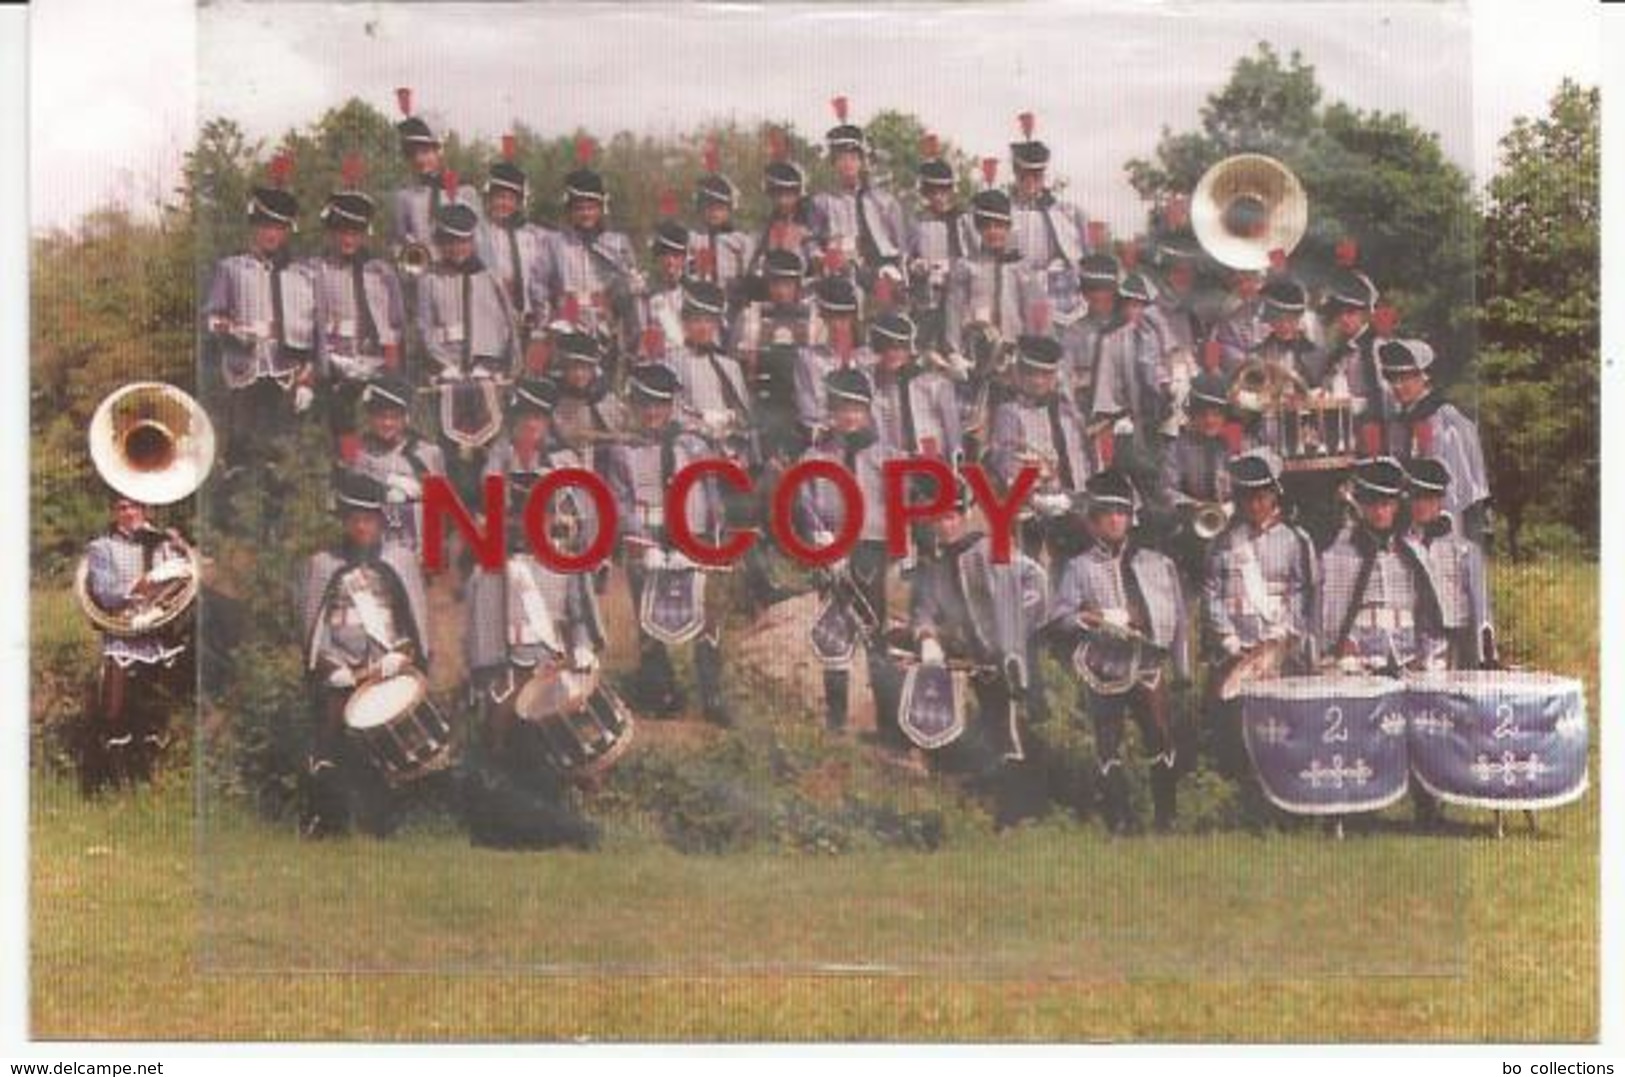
[575,135,596,167]
[561,293,582,325]
[1017,111,1035,140]
[1222,421,1245,455]
[1095,430,1115,469]
[502,134,517,162]
[441,169,459,199]
[873,274,894,306]
[830,95,849,123]
[1087,220,1109,250]
[767,127,789,163]
[920,133,940,160]
[823,245,846,276]
[1119,240,1140,271]
[1028,298,1052,336]
[1267,247,1288,272]
[340,153,365,190]
[1202,338,1222,373]
[267,152,294,188]
[395,87,413,117]
[1164,193,1190,232]
[658,189,679,219]
[642,324,665,360]
[1358,421,1383,457]
[1371,303,1400,336]
[980,157,999,189]
[702,136,720,175]
[694,246,717,280]
[1335,236,1359,267]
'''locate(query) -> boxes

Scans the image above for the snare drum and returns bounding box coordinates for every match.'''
[516,665,635,777]
[343,670,456,786]
[1240,675,1409,815]
[1402,670,1588,810]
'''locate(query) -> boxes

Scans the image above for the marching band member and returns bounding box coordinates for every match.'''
[1008,112,1090,331]
[483,377,568,483]
[606,364,732,726]
[202,163,318,471]
[547,329,628,473]
[476,141,552,349]
[794,276,862,443]
[908,480,1050,825]
[390,90,479,253]
[1379,338,1491,545]
[1088,270,1169,486]
[1318,457,1448,675]
[735,249,816,462]
[1201,449,1320,775]
[79,494,194,793]
[1062,253,1122,418]
[1251,276,1327,387]
[1146,238,1208,363]
[1047,469,1191,834]
[943,188,1040,359]
[542,144,642,359]
[810,97,907,293]
[1155,370,1247,572]
[343,376,446,555]
[1212,268,1266,374]
[295,472,431,838]
[742,136,819,293]
[906,139,977,355]
[860,312,963,465]
[663,278,754,460]
[689,149,755,308]
[1404,457,1496,670]
[644,216,692,356]
[1320,265,1388,432]
[796,368,902,740]
[310,161,404,451]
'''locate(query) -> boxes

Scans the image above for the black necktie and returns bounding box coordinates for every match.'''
[946,212,963,260]
[423,173,443,225]
[1044,396,1076,490]
[267,253,288,351]
[503,220,524,309]
[460,266,474,371]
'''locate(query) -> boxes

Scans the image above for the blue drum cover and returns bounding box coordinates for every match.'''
[1241,676,1410,815]
[1403,671,1588,810]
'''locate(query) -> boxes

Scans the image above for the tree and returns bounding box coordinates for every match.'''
[1477,80,1599,555]
[1125,43,1478,377]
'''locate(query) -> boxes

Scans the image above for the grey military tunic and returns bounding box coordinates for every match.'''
[297,544,430,676]
[793,346,858,437]
[794,430,894,545]
[1202,516,1320,653]
[910,532,1048,670]
[1385,395,1491,526]
[1010,192,1088,325]
[687,228,755,300]
[943,252,1039,355]
[1414,516,1493,666]
[663,345,753,443]
[203,253,318,388]
[542,227,641,339]
[1158,430,1235,511]
[1089,316,1168,429]
[477,217,553,329]
[859,358,963,462]
[1048,540,1191,681]
[989,392,1093,497]
[1212,297,1265,374]
[1318,524,1446,670]
[810,183,907,270]
[83,527,191,667]
[551,384,628,461]
[1059,310,1114,416]
[464,552,606,678]
[344,433,446,554]
[308,254,403,383]
[605,427,723,545]
[391,180,482,248]
[1324,324,1392,423]
[642,282,686,353]
[415,262,518,378]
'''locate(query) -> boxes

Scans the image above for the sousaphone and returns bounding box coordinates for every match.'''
[1191,154,1308,271]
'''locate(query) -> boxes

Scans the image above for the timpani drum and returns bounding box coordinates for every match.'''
[343,670,456,786]
[1240,675,1409,815]
[1401,670,1588,810]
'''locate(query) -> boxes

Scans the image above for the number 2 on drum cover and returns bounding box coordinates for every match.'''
[1322,705,1349,744]
[1492,704,1519,740]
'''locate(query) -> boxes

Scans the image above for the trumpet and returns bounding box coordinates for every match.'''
[395,241,433,279]
[1189,500,1233,541]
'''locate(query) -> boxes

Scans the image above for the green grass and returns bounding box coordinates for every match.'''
[30,558,1599,1041]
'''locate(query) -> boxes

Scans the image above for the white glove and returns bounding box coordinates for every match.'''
[471,367,494,381]
[1100,608,1132,630]
[920,637,945,666]
[572,646,600,672]
[665,549,694,572]
[1034,492,1072,517]
[642,547,667,572]
[293,385,315,413]
[386,474,423,501]
[1337,654,1364,675]
[942,351,974,383]
[1221,635,1245,658]
[326,665,357,689]
[701,409,733,438]
[811,529,836,550]
[144,558,192,585]
[377,652,407,679]
[1112,415,1136,437]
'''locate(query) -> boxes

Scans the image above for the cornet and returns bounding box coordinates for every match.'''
[394,241,433,279]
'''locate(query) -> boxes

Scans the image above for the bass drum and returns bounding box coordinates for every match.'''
[1402,670,1587,811]
[516,665,635,778]
[1240,675,1408,816]
[343,670,456,786]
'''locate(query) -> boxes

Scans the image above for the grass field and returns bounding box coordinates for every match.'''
[29,559,1598,1042]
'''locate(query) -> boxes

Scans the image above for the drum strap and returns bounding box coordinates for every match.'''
[1334,535,1385,653]
[1045,396,1077,490]
[1121,545,1155,640]
[704,349,751,419]
[1040,194,1081,265]
[340,566,401,652]
[508,559,564,655]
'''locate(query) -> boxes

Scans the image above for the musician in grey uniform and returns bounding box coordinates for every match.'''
[1089,271,1170,492]
[907,480,1050,827]
[943,189,1040,359]
[295,473,430,838]
[605,364,732,726]
[477,155,551,352]
[860,311,963,464]
[1201,450,1320,777]
[542,166,642,361]
[1009,122,1090,333]
[742,157,819,297]
[735,249,815,462]
[990,334,1094,568]
[391,109,480,252]
[343,377,445,555]
[906,149,976,355]
[310,181,404,450]
[794,276,862,442]
[689,169,754,309]
[1212,269,1266,374]
[809,113,907,292]
[483,377,566,483]
[1379,339,1491,545]
[1154,370,1247,572]
[663,278,753,459]
[203,182,318,471]
[1146,240,1207,363]
[1046,469,1191,834]
[459,468,604,852]
[1404,457,1496,670]
[1251,277,1327,387]
[1320,267,1389,441]
[644,221,691,357]
[548,330,627,472]
[1318,457,1448,675]
[1061,253,1122,418]
[79,494,194,793]
[796,368,902,740]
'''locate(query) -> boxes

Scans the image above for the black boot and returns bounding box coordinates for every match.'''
[636,640,684,716]
[695,638,733,728]
[1150,756,1178,833]
[1099,764,1136,836]
[823,669,850,733]
[299,755,351,840]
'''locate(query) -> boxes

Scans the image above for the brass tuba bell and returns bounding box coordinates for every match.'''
[1191,154,1308,271]
[88,382,216,506]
